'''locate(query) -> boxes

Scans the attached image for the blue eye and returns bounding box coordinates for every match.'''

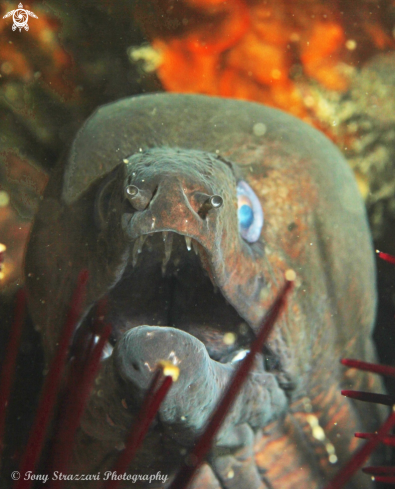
[237,181,264,243]
[238,204,254,229]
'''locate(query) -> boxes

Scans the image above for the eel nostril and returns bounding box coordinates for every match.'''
[124,185,152,211]
[126,185,139,197]
[131,362,140,371]
[198,194,223,219]
[210,195,223,208]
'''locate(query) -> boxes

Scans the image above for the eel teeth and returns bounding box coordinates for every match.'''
[137,235,148,253]
[231,350,249,363]
[101,342,114,360]
[162,231,174,276]
[184,236,192,251]
[146,233,154,252]
[132,235,147,266]
[192,239,199,255]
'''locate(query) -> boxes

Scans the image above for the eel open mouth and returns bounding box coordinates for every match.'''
[105,230,255,363]
[91,231,288,452]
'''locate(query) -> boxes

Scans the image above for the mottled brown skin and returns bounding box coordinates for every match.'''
[25,94,384,488]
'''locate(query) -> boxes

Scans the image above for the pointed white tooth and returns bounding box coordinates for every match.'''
[185,236,192,251]
[146,233,154,252]
[192,239,199,255]
[164,232,173,262]
[162,232,173,276]
[101,342,114,360]
[132,235,147,266]
[132,241,139,266]
[137,234,147,253]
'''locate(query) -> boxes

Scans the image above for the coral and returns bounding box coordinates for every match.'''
[135,0,395,118]
[296,53,395,240]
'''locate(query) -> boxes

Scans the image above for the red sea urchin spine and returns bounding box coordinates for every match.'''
[341,390,395,406]
[324,407,395,489]
[363,466,395,475]
[341,358,395,378]
[49,324,112,489]
[373,476,395,483]
[0,289,26,457]
[376,250,395,265]
[322,250,395,488]
[325,341,395,485]
[363,466,395,484]
[101,366,176,489]
[355,432,395,446]
[170,278,294,489]
[14,270,88,489]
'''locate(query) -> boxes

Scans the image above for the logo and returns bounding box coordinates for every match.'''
[3,3,38,32]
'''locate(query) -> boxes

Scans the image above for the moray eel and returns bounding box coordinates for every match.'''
[25,94,384,488]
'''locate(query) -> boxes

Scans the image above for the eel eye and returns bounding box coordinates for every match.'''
[237,181,264,243]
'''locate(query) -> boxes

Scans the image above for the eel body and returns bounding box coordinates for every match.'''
[25,94,384,488]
